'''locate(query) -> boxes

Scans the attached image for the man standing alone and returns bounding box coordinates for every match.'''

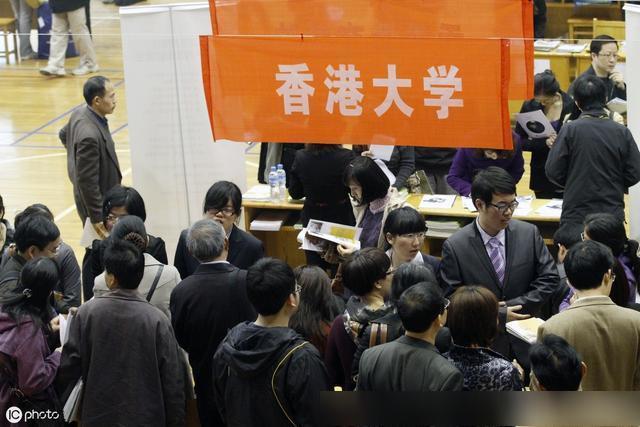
[60,76,121,238]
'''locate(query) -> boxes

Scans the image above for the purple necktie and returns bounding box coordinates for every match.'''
[488,237,505,285]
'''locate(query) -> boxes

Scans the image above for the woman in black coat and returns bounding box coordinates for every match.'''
[288,144,356,267]
[514,70,576,199]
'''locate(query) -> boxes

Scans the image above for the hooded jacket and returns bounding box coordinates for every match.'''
[213,322,329,426]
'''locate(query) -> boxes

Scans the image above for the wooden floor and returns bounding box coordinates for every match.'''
[0,0,531,262]
[0,0,262,261]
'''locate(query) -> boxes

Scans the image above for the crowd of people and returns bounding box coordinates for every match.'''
[0,32,639,426]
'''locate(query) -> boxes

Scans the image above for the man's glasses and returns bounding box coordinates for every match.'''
[598,52,620,60]
[488,200,519,214]
[206,207,236,217]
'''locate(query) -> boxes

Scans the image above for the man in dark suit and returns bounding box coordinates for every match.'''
[357,281,463,391]
[170,219,256,427]
[60,76,122,238]
[173,181,263,279]
[439,167,559,360]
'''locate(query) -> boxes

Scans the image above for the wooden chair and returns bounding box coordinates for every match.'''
[0,17,19,64]
[568,17,594,42]
[592,18,625,41]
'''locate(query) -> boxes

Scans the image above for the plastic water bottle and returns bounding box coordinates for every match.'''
[268,166,279,202]
[276,163,287,202]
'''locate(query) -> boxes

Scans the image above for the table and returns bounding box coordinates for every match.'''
[242,194,561,268]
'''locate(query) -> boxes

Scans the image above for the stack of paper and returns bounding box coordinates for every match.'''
[243,184,272,201]
[506,317,544,344]
[250,211,289,231]
[536,199,563,218]
[425,220,462,238]
[534,39,561,51]
[419,194,456,209]
[556,43,587,53]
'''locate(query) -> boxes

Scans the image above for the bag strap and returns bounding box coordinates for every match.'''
[379,324,388,344]
[146,265,164,302]
[369,323,379,348]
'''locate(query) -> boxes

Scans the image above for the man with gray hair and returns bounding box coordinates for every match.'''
[170,219,256,427]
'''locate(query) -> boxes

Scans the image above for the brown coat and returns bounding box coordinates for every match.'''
[538,296,640,391]
[60,105,122,224]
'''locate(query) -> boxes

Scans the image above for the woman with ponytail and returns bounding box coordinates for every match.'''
[93,215,181,318]
[0,257,63,421]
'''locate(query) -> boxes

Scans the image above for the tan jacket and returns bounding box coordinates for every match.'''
[538,296,640,391]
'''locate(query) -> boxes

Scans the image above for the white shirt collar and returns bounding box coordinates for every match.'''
[385,248,424,266]
[476,218,506,247]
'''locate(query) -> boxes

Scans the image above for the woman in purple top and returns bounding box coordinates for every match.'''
[583,213,640,306]
[446,140,525,196]
[0,258,61,421]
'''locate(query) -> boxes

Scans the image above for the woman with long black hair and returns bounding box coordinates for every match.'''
[0,257,62,423]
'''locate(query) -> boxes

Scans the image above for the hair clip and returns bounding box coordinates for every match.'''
[22,288,32,299]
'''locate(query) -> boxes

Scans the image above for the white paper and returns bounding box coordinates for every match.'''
[59,312,75,347]
[369,145,394,161]
[516,110,555,139]
[373,159,396,186]
[556,43,587,53]
[607,97,627,114]
[79,218,101,249]
[249,211,288,231]
[462,196,477,212]
[243,184,272,201]
[63,378,83,422]
[419,194,456,209]
[533,39,561,51]
[536,199,563,218]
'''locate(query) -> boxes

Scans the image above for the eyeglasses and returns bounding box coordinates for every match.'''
[206,207,236,217]
[488,200,519,214]
[442,298,450,312]
[399,232,426,241]
[597,52,619,60]
[106,213,124,223]
[47,241,63,255]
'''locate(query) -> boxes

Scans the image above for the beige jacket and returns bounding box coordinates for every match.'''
[538,295,640,391]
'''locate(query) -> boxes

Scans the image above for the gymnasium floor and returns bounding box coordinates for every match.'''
[0,0,531,262]
[0,0,263,260]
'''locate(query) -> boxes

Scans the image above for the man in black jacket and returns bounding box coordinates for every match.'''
[170,219,256,427]
[357,282,462,391]
[213,258,329,426]
[546,75,640,225]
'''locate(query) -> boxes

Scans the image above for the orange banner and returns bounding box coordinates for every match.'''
[208,0,533,98]
[200,36,513,149]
